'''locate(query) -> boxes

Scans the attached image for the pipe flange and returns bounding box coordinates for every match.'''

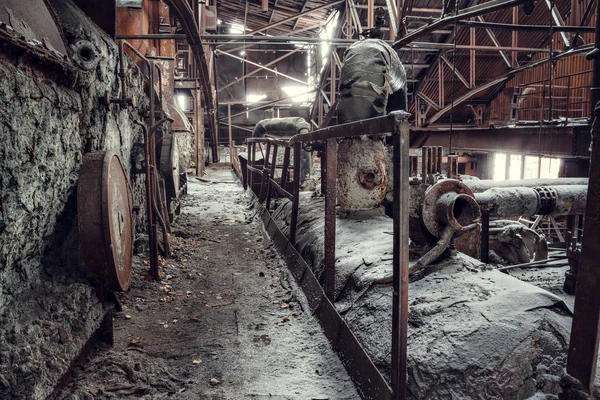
[422,179,480,238]
[358,166,382,190]
[534,186,558,215]
[71,40,100,70]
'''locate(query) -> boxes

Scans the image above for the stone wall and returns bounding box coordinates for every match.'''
[0,1,152,398]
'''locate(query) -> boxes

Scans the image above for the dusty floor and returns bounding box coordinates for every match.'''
[57,167,358,400]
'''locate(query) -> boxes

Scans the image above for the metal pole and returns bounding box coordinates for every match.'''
[565,1,600,394]
[392,117,409,400]
[228,104,233,166]
[324,138,337,301]
[481,209,490,263]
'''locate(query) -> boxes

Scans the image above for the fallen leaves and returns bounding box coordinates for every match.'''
[192,357,203,364]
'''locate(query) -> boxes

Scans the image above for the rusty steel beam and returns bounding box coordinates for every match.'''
[410,125,591,156]
[162,0,217,163]
[391,118,410,400]
[394,0,527,47]
[545,0,571,47]
[459,19,596,33]
[324,138,337,301]
[440,54,470,89]
[476,16,512,68]
[565,1,600,395]
[425,44,593,124]
[249,0,344,35]
[215,49,312,87]
[217,48,302,92]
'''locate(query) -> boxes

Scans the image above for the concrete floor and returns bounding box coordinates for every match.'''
[58,167,358,400]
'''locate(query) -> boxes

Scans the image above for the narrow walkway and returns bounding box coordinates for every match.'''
[58,167,358,400]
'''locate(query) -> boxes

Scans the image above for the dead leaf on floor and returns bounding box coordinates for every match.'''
[280,302,289,309]
[192,357,203,364]
[281,317,290,323]
[89,387,98,395]
[130,337,143,345]
[292,311,301,318]
[125,314,132,320]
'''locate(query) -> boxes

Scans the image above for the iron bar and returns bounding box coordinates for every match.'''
[565,0,600,392]
[290,142,301,246]
[394,0,528,47]
[459,19,596,33]
[324,138,337,301]
[481,209,490,263]
[392,117,409,400]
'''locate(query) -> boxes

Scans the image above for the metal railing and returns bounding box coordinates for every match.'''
[245,111,411,400]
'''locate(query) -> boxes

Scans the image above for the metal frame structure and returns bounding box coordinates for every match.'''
[245,112,410,399]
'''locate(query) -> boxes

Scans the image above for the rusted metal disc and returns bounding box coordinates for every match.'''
[78,151,134,292]
[422,179,476,238]
[160,134,179,200]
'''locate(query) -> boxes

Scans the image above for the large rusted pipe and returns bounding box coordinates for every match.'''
[436,192,481,233]
[463,178,588,193]
[474,185,588,217]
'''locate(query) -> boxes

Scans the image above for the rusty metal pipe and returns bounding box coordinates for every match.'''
[134,120,158,279]
[410,225,455,275]
[435,192,480,233]
[463,178,588,193]
[474,185,588,218]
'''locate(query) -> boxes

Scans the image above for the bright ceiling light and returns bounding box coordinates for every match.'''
[247,94,266,104]
[230,23,245,34]
[281,85,312,103]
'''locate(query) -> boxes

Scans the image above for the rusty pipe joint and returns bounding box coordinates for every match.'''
[435,191,481,233]
[422,179,481,239]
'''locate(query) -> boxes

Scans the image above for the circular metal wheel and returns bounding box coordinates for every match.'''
[78,151,134,292]
[160,134,179,200]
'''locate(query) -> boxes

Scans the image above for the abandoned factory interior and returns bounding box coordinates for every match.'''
[6,0,600,399]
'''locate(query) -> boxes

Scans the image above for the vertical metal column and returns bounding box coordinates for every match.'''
[392,118,409,400]
[565,2,600,394]
[228,104,233,166]
[480,209,490,263]
[324,138,337,301]
[290,142,301,246]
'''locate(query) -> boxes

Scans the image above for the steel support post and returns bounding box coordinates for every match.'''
[392,119,409,400]
[480,209,490,263]
[565,2,600,394]
[324,138,337,301]
[290,142,301,246]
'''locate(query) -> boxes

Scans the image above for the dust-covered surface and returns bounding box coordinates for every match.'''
[0,1,150,398]
[271,194,585,399]
[56,168,359,400]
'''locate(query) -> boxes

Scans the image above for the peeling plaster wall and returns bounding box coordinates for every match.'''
[0,1,150,398]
